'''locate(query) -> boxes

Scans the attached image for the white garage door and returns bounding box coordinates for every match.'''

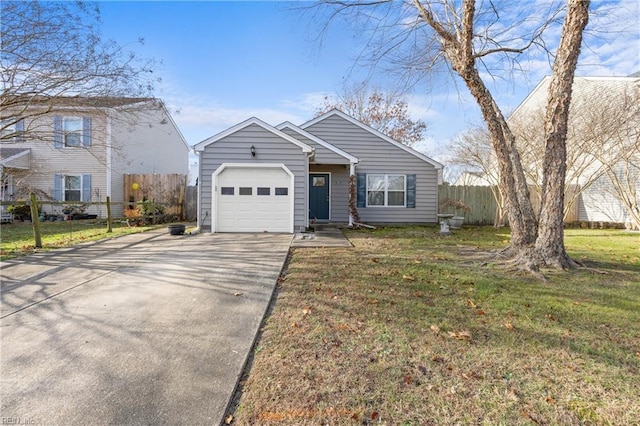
[215,166,292,233]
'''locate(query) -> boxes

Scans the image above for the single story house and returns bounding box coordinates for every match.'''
[194,109,442,233]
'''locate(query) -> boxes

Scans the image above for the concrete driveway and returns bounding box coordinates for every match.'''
[0,229,292,425]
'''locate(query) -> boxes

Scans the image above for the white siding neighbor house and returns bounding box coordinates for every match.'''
[194,110,443,233]
[509,75,639,228]
[1,97,189,218]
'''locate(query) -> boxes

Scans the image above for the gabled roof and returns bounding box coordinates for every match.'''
[510,75,640,119]
[276,121,359,164]
[300,109,443,169]
[193,117,314,153]
[0,147,30,169]
[4,95,156,109]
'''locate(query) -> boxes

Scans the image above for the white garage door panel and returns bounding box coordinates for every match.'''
[216,166,292,233]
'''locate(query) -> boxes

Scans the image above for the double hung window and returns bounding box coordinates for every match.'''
[366,174,406,207]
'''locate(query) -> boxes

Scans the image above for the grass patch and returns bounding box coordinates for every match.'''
[0,220,162,260]
[231,226,640,425]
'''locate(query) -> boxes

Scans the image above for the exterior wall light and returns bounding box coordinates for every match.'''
[250,145,256,157]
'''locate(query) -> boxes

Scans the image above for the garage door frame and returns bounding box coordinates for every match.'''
[212,163,295,233]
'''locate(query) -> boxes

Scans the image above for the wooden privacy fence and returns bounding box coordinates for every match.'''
[439,185,497,225]
[123,174,186,218]
[438,185,580,225]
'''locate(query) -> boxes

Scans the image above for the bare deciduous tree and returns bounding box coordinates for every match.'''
[316,83,427,146]
[315,0,590,272]
[1,0,158,140]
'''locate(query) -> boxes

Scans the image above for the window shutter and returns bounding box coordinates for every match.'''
[53,116,63,148]
[357,173,366,208]
[406,174,416,208]
[15,119,25,142]
[53,174,63,201]
[82,117,92,147]
[82,174,92,202]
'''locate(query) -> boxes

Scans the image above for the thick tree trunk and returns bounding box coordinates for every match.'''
[458,66,538,248]
[534,0,590,269]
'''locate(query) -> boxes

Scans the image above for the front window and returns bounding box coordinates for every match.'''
[63,117,83,147]
[367,174,406,207]
[64,175,82,201]
[1,120,16,140]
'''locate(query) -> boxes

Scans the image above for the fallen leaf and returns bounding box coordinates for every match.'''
[413,259,422,264]
[457,330,472,340]
[504,322,514,330]
[371,411,379,421]
[368,299,379,304]
[224,414,234,424]
[430,325,440,334]
[403,374,413,385]
[291,322,299,328]
[413,292,423,298]
[302,308,311,316]
[476,309,486,315]
[402,274,415,281]
[448,330,472,340]
[234,292,243,296]
[546,396,555,404]
[467,299,477,308]
[370,258,378,263]
[506,388,519,401]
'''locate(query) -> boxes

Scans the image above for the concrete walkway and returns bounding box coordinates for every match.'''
[291,227,352,248]
[1,229,292,425]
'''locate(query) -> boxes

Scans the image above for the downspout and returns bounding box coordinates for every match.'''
[195,150,201,232]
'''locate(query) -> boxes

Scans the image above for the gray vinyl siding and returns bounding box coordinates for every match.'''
[305,115,439,223]
[109,108,188,217]
[310,164,350,222]
[280,128,348,164]
[198,124,308,231]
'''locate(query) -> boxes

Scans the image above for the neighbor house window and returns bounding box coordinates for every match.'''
[64,175,82,201]
[1,121,15,139]
[54,116,91,148]
[63,117,83,147]
[367,174,406,207]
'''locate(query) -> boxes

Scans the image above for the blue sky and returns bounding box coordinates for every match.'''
[97,1,640,163]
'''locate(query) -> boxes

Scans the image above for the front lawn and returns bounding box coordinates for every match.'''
[230,226,640,425]
[0,220,161,260]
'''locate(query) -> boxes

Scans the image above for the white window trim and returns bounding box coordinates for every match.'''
[63,116,83,147]
[366,174,406,207]
[63,174,83,202]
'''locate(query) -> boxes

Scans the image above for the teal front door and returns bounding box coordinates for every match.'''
[309,173,330,221]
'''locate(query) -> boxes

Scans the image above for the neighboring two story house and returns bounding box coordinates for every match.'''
[1,97,189,218]
[509,75,639,228]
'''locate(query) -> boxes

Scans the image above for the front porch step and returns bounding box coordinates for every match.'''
[310,223,342,232]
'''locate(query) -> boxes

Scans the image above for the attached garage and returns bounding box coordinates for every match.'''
[213,164,294,233]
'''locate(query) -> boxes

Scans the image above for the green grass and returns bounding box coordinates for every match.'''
[230,226,640,425]
[0,220,161,260]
